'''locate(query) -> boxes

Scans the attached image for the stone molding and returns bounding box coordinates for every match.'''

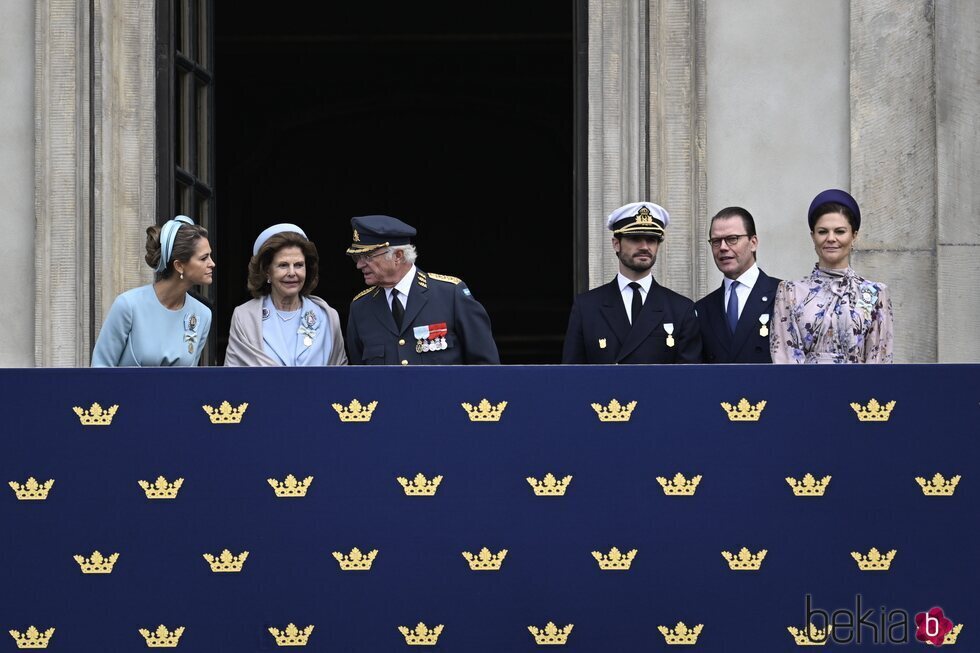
[587,0,707,297]
[34,0,155,366]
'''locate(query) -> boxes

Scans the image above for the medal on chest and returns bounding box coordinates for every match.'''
[759,313,770,337]
[414,323,448,353]
[664,322,675,348]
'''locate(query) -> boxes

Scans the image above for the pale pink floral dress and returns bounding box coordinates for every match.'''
[770,265,894,364]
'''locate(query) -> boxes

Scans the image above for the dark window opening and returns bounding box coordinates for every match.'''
[212,4,575,364]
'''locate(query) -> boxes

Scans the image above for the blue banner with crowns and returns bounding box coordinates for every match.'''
[1,365,978,651]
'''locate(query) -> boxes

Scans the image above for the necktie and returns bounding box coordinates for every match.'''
[628,282,643,325]
[391,289,404,329]
[726,280,739,334]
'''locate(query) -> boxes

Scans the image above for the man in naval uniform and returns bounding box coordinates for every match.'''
[561,202,702,364]
[695,206,781,363]
[345,215,500,365]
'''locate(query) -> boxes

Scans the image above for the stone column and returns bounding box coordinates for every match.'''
[34,0,155,366]
[587,0,706,296]
[849,0,937,363]
[936,1,980,361]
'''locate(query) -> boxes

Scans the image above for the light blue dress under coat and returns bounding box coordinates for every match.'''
[91,284,211,367]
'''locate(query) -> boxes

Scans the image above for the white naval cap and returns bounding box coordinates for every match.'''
[606,202,670,239]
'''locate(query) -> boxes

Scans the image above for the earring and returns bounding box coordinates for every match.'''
[180,272,184,280]
[266,278,271,284]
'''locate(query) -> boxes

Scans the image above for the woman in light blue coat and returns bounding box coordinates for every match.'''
[92,216,215,366]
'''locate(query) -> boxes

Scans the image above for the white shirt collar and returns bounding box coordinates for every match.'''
[617,272,653,294]
[725,263,759,292]
[386,265,417,301]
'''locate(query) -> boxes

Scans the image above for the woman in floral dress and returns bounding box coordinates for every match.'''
[770,189,894,364]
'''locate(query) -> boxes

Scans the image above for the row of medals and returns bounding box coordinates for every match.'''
[417,337,448,353]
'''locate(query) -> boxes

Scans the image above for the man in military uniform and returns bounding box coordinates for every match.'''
[695,206,781,363]
[345,215,500,365]
[562,201,702,364]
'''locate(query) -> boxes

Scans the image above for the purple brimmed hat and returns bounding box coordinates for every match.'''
[808,189,861,231]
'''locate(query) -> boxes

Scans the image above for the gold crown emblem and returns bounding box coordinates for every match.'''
[591,399,637,422]
[528,622,573,645]
[657,473,702,496]
[352,228,360,242]
[138,625,185,648]
[138,476,183,499]
[397,473,443,496]
[73,550,119,574]
[203,549,248,573]
[202,401,248,424]
[721,398,766,421]
[850,399,896,422]
[939,624,964,645]
[268,624,313,647]
[8,477,54,501]
[915,473,960,496]
[331,399,378,422]
[461,399,507,422]
[72,402,118,426]
[332,548,378,571]
[8,626,55,649]
[268,475,313,498]
[851,548,896,571]
[398,623,443,646]
[658,622,703,645]
[527,473,572,496]
[787,623,831,646]
[592,547,637,570]
[786,474,831,497]
[721,547,767,570]
[462,547,507,571]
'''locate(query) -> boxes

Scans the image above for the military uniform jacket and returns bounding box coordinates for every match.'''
[561,278,702,364]
[694,269,781,363]
[346,269,500,365]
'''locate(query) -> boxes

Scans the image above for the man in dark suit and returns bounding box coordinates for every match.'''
[694,207,781,363]
[346,215,499,365]
[562,202,702,364]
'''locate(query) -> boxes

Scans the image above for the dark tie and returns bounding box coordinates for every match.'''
[628,282,643,325]
[391,289,404,329]
[726,281,739,334]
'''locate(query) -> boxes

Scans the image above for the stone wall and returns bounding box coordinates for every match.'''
[0,0,35,367]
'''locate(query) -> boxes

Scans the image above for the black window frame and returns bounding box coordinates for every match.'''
[156,0,217,364]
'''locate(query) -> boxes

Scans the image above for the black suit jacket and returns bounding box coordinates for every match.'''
[347,269,499,365]
[562,278,702,364]
[694,269,781,363]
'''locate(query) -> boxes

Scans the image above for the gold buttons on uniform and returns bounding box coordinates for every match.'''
[401,360,409,366]
[399,339,406,346]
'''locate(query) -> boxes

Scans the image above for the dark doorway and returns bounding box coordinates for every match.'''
[214,3,574,364]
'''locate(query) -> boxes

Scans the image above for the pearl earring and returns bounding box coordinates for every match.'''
[180,272,184,280]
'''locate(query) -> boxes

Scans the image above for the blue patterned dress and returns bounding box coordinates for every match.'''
[770,265,894,364]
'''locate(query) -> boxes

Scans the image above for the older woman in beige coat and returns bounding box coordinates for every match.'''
[225,224,346,366]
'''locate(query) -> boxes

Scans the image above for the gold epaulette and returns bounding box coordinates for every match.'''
[427,273,462,285]
[352,287,376,302]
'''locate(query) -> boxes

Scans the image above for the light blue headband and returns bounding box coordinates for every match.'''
[253,223,308,256]
[157,215,195,273]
